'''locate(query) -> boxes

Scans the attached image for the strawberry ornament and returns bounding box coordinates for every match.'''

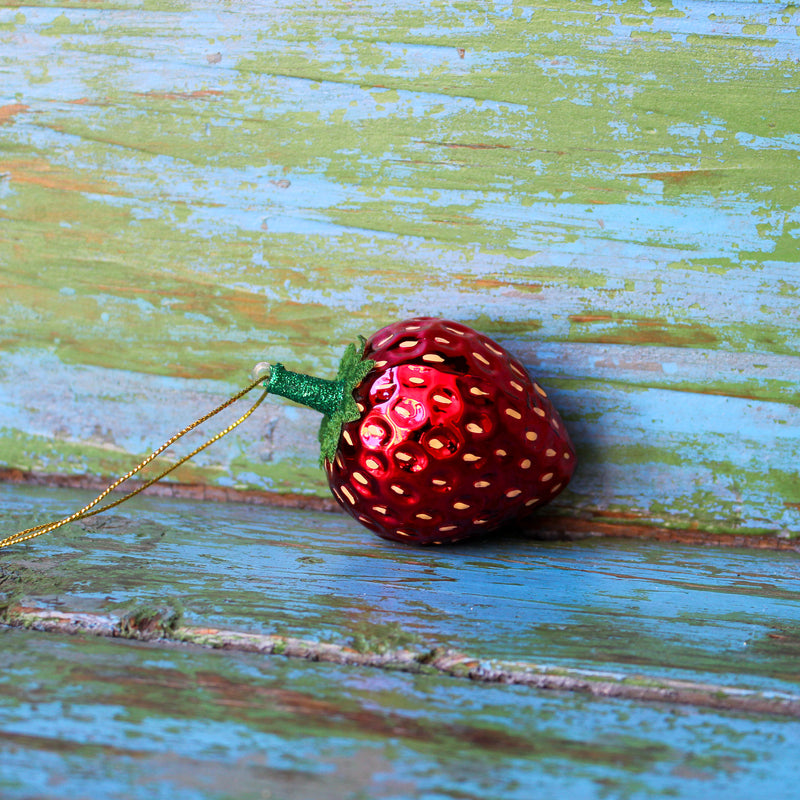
[262,317,576,545]
[1,317,575,552]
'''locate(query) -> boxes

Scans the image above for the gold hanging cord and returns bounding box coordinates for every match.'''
[0,375,269,550]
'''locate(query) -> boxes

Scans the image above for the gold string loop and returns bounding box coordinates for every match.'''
[0,376,269,550]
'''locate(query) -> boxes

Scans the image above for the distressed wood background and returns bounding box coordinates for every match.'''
[2,3,800,796]
[1,0,799,541]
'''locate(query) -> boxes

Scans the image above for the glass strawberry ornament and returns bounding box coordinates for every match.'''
[1,316,576,552]
[263,317,576,545]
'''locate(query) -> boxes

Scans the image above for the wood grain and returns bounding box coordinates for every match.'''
[3,628,800,800]
[2,487,800,797]
[1,1,798,538]
[3,484,800,696]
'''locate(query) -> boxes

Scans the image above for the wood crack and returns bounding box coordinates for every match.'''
[4,605,800,719]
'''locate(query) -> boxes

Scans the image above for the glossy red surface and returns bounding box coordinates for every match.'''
[326,318,576,544]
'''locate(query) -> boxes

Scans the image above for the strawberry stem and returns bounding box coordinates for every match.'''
[265,363,344,418]
[260,337,375,465]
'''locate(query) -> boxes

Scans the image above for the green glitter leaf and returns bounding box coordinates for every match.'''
[318,336,375,465]
[263,337,374,467]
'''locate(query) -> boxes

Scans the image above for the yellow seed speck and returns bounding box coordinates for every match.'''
[526,431,538,442]
[534,408,546,417]
[463,453,481,462]
[341,486,356,504]
[506,489,522,498]
[505,408,522,420]
[453,502,470,510]
[474,480,491,488]
[353,472,368,485]
[546,449,556,457]
[520,459,531,469]
[416,513,432,520]
[470,386,489,396]
[474,352,490,365]
[422,353,445,363]
[429,438,444,450]
[343,430,354,446]
[391,484,405,495]
[541,473,554,482]
[399,339,416,348]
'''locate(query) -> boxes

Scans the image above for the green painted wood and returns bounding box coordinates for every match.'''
[1,1,799,538]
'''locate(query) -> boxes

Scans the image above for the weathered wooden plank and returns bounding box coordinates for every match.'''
[3,484,799,698]
[1,1,799,536]
[3,627,800,800]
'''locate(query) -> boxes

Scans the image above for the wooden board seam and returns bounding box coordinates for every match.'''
[3,469,798,552]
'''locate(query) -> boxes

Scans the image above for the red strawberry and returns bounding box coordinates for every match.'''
[265,317,576,545]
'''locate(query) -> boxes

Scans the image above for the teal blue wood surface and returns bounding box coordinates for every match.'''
[0,0,799,539]
[4,484,800,696]
[2,628,800,800]
[2,485,800,798]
